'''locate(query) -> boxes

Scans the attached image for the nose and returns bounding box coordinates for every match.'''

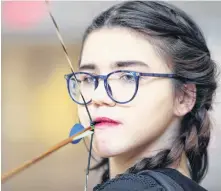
[91,79,116,107]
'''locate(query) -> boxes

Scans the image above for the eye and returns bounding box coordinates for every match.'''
[120,73,135,83]
[82,75,94,84]
[71,73,95,84]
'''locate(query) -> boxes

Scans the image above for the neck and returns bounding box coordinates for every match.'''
[109,119,190,179]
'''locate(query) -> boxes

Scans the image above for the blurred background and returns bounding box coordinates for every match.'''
[1,1,221,191]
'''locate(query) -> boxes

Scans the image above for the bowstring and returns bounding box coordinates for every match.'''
[45,1,94,191]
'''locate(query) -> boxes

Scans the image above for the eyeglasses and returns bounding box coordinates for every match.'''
[64,70,186,105]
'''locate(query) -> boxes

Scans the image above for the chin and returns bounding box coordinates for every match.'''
[94,150,113,158]
[94,148,124,158]
[92,136,130,158]
[93,142,119,158]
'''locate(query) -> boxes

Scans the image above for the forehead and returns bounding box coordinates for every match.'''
[80,27,168,72]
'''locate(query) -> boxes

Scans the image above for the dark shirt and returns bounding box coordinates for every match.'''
[93,168,207,191]
[156,168,207,191]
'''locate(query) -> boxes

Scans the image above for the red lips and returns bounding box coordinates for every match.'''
[93,117,121,128]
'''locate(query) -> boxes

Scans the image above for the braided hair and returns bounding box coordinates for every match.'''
[81,1,218,184]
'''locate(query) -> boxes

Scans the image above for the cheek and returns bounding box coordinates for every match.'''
[133,79,174,112]
[125,80,175,143]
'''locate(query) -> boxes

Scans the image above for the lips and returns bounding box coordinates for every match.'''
[93,117,121,128]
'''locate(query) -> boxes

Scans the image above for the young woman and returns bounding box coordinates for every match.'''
[67,1,218,190]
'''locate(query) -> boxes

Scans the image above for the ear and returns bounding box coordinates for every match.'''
[174,84,196,117]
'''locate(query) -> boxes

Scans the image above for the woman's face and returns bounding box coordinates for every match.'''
[78,27,176,158]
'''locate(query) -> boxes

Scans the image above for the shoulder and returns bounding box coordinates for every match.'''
[93,168,208,191]
[153,168,208,191]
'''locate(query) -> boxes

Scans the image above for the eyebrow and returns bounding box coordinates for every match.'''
[114,61,149,69]
[79,60,149,71]
[79,63,96,71]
